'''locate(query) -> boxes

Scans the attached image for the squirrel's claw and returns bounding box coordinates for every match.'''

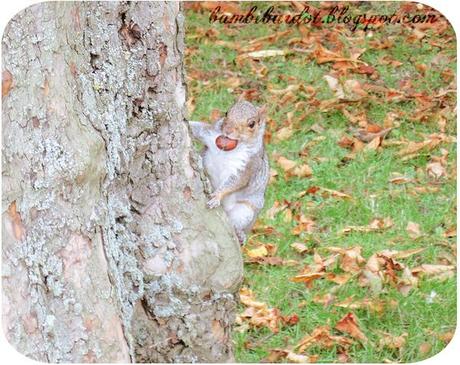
[207,194,221,209]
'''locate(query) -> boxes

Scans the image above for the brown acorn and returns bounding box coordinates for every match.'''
[215,135,238,151]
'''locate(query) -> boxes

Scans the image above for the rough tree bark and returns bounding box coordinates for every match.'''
[2,2,243,362]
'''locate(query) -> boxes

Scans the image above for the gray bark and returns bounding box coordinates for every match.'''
[2,1,243,362]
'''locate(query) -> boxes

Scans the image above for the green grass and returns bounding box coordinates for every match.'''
[185,2,456,363]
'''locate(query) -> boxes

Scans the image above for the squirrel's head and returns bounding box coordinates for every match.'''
[221,98,267,144]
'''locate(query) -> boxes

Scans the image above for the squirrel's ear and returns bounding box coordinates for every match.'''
[258,105,267,121]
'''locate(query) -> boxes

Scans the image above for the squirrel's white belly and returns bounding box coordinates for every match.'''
[204,146,249,191]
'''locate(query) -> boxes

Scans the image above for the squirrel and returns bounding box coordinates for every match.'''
[189,98,269,244]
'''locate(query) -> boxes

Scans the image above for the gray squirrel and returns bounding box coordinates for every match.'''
[189,98,269,244]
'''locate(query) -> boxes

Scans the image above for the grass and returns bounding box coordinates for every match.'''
[185,2,456,363]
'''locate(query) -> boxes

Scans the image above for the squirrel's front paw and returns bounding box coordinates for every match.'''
[207,193,221,209]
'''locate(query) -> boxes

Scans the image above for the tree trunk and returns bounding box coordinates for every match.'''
[2,1,243,362]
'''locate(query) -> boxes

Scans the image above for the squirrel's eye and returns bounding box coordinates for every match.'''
[248,119,256,129]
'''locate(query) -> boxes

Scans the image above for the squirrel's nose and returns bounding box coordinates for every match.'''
[223,126,235,135]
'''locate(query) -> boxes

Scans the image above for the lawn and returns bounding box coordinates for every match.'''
[184,2,456,363]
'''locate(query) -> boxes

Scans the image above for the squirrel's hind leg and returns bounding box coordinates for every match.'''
[227,202,255,245]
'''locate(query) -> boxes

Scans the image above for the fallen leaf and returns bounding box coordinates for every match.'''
[335,312,368,343]
[319,188,352,200]
[443,226,456,238]
[312,293,335,306]
[238,287,282,333]
[406,221,422,239]
[296,325,353,353]
[338,135,355,149]
[326,273,351,285]
[389,174,415,184]
[286,352,312,363]
[265,200,287,220]
[337,348,351,363]
[426,161,446,179]
[398,267,418,296]
[334,297,390,314]
[378,332,407,350]
[2,70,13,97]
[397,136,442,157]
[292,164,313,178]
[245,49,288,59]
[277,156,297,172]
[354,126,392,143]
[437,331,454,343]
[291,216,316,235]
[7,201,24,240]
[291,242,309,254]
[326,247,365,273]
[263,349,318,363]
[244,245,268,258]
[283,313,300,326]
[246,256,286,266]
[274,126,294,142]
[341,217,393,234]
[419,342,432,355]
[412,264,455,280]
[290,272,325,284]
[384,248,425,259]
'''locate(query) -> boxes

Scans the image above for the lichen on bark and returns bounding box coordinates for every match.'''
[2,1,242,363]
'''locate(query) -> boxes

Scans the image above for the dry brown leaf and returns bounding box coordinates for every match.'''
[426,161,446,179]
[282,209,292,224]
[326,247,365,273]
[291,217,316,235]
[292,164,313,178]
[383,112,399,128]
[312,293,335,306]
[365,136,382,151]
[389,174,415,184]
[437,331,454,343]
[263,349,318,364]
[354,126,392,143]
[382,248,425,259]
[2,70,13,97]
[406,221,422,239]
[274,126,294,142]
[244,245,268,258]
[320,188,352,199]
[326,273,351,285]
[238,287,282,333]
[419,342,432,355]
[268,84,299,95]
[295,325,353,353]
[341,217,393,234]
[286,352,314,363]
[398,267,419,296]
[277,156,297,172]
[245,256,286,266]
[7,201,25,240]
[265,200,287,220]
[290,272,325,284]
[412,264,455,279]
[378,332,407,350]
[360,269,383,294]
[397,137,442,157]
[337,135,355,149]
[443,226,456,238]
[334,297,391,314]
[313,44,366,66]
[335,312,368,343]
[291,242,309,254]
